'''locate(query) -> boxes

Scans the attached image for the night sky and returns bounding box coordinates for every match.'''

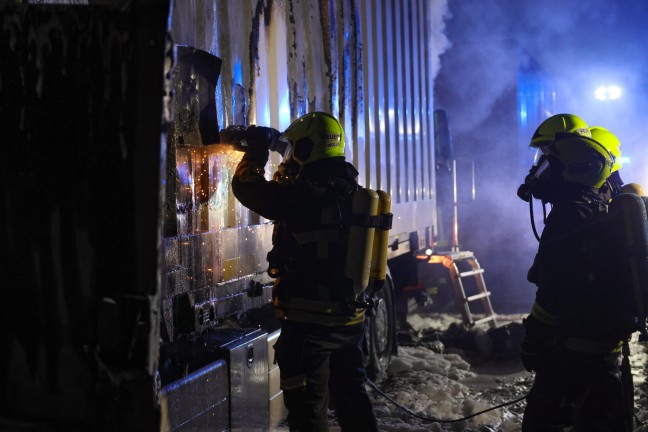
[437,0,648,180]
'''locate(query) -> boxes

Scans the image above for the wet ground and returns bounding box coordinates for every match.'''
[370,313,648,431]
[275,312,648,431]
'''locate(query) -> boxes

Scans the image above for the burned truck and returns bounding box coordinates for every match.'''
[2,0,448,430]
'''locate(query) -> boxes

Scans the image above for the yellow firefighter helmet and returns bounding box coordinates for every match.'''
[590,126,622,173]
[530,114,591,148]
[545,133,615,188]
[280,112,345,165]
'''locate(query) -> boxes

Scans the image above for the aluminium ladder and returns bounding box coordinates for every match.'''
[424,250,498,328]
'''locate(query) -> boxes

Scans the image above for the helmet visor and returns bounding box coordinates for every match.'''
[275,135,294,160]
[531,156,550,181]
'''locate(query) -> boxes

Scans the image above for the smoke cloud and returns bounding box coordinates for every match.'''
[434,1,648,312]
[427,0,452,81]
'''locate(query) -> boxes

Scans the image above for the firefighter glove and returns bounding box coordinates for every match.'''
[245,125,280,152]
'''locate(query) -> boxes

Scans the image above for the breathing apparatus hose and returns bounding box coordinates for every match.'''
[529,199,549,242]
[529,199,541,242]
[366,378,528,424]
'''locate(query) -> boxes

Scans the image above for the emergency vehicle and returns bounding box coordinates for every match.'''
[0,0,552,430]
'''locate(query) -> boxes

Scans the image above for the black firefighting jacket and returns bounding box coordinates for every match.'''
[232,147,364,326]
[526,184,627,353]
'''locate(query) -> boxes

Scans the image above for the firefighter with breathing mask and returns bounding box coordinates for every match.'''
[232,112,382,431]
[517,113,593,203]
[519,117,632,431]
[518,115,626,204]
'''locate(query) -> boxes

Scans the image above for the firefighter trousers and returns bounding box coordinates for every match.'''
[273,320,378,432]
[522,350,631,432]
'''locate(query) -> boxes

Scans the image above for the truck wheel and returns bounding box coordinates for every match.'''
[365,275,396,381]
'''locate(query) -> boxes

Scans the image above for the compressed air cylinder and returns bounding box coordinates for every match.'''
[345,187,379,294]
[369,190,392,292]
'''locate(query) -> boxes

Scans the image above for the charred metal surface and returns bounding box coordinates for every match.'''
[247,0,265,119]
[164,47,223,237]
[319,0,334,114]
[162,0,441,341]
[164,2,273,349]
[175,46,222,146]
[158,2,444,427]
[0,1,169,430]
[161,225,273,342]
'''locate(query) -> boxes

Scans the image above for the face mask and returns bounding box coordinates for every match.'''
[518,155,551,202]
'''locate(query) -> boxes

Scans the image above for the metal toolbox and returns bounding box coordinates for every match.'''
[159,359,229,432]
[159,328,269,431]
[222,329,269,431]
[267,330,287,428]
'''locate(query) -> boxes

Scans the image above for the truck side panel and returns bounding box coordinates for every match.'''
[164,1,443,339]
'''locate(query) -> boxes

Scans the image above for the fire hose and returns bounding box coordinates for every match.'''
[367,374,647,426]
[366,378,527,424]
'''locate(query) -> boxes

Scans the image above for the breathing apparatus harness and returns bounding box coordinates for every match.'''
[265,161,393,319]
[223,120,394,321]
[346,188,393,315]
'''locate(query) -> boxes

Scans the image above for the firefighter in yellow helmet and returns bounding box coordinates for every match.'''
[520,131,631,431]
[590,125,625,196]
[232,112,378,431]
[518,114,593,202]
